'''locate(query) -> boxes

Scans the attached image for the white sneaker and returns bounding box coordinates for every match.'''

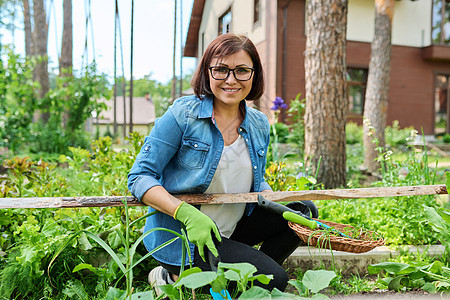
[148,266,170,297]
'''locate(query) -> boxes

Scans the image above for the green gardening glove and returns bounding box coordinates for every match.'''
[174,202,222,262]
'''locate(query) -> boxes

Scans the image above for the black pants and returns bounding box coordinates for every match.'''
[158,205,303,292]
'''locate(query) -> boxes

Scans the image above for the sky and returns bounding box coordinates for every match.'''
[1,0,196,84]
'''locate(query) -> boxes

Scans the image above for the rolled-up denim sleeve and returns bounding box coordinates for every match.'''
[127,106,183,201]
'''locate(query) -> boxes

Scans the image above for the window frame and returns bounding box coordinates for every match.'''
[347,67,369,116]
[432,0,450,45]
[253,0,261,25]
[218,8,232,36]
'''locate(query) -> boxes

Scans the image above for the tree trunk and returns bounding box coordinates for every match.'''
[304,0,348,189]
[32,0,50,122]
[22,0,32,56]
[363,0,394,174]
[60,0,72,76]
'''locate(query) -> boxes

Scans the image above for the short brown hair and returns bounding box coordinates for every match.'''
[191,33,265,100]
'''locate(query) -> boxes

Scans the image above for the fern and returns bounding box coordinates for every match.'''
[0,260,35,299]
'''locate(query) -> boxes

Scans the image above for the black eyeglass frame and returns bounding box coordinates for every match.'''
[208,66,255,81]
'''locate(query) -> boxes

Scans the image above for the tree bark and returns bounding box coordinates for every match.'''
[22,0,32,56]
[304,0,348,189]
[363,0,394,174]
[60,0,72,76]
[32,0,50,122]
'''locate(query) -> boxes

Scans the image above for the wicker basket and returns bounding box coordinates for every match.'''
[289,219,385,254]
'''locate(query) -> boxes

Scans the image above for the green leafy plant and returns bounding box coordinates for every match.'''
[288,269,337,298]
[320,128,443,246]
[265,161,317,192]
[367,205,450,293]
[31,64,110,154]
[48,199,189,299]
[423,203,450,263]
[385,120,417,148]
[160,262,280,299]
[286,93,306,158]
[368,261,450,293]
[0,47,39,153]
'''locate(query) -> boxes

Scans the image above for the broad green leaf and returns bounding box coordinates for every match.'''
[103,287,127,300]
[107,230,122,249]
[408,270,426,280]
[270,287,303,298]
[302,270,336,294]
[421,282,437,293]
[239,286,271,299]
[173,267,202,286]
[72,263,97,273]
[158,284,179,299]
[17,246,37,263]
[210,273,228,293]
[424,261,443,274]
[423,205,447,232]
[219,262,258,278]
[295,177,310,190]
[288,279,308,294]
[78,232,93,251]
[307,176,317,185]
[131,291,155,299]
[175,271,217,289]
[438,209,450,224]
[387,276,404,291]
[224,269,241,282]
[252,274,274,285]
[443,267,450,278]
[368,262,416,275]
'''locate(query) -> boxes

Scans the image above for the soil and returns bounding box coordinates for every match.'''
[330,289,448,299]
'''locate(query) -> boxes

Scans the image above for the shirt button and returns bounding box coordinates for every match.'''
[239,128,242,132]
[245,139,249,142]
[254,165,257,169]
[194,144,198,148]
[262,151,264,154]
[144,147,149,151]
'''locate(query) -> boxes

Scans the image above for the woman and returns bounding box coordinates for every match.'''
[128,33,312,293]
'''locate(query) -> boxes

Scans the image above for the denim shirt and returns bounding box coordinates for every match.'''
[127,95,271,266]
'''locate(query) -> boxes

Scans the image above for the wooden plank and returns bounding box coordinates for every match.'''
[0,184,447,209]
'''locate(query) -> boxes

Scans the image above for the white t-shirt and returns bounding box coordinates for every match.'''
[200,135,253,238]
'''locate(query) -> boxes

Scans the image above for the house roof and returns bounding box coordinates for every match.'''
[94,97,156,125]
[184,0,206,57]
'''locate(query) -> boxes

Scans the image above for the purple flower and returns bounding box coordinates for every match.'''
[271,97,288,110]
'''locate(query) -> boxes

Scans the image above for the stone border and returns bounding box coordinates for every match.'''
[284,245,446,276]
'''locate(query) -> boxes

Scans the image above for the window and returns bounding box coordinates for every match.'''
[435,74,450,134]
[432,0,450,45]
[347,68,368,115]
[218,8,232,35]
[254,0,261,24]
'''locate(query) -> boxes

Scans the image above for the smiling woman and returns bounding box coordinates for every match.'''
[127,33,316,296]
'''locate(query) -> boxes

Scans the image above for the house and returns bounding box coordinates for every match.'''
[184,0,450,135]
[91,96,156,138]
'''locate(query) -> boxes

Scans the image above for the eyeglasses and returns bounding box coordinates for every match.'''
[208,66,254,81]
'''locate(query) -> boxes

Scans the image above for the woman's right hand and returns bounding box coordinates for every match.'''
[174,201,222,262]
